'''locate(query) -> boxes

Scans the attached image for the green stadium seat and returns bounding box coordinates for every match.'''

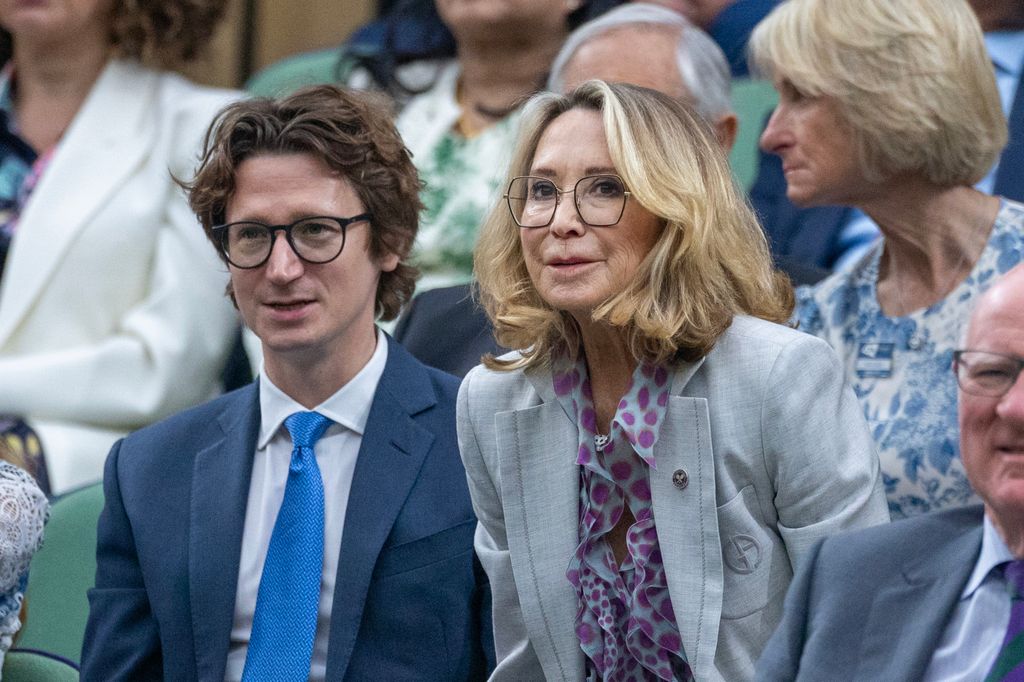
[17,483,103,664]
[728,78,778,190]
[2,648,78,681]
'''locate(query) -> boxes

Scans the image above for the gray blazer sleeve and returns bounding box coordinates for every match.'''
[457,368,547,680]
[761,332,890,567]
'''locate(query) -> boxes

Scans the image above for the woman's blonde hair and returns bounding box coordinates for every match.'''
[475,80,793,371]
[749,0,1006,186]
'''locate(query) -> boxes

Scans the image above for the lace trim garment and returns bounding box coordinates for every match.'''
[0,460,48,660]
[552,356,692,681]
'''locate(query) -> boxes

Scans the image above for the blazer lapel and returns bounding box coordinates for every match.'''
[651,359,723,678]
[0,59,156,345]
[324,339,437,679]
[496,366,582,681]
[189,385,260,681]
[854,524,982,681]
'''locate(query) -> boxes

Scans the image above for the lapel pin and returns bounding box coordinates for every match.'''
[672,469,688,490]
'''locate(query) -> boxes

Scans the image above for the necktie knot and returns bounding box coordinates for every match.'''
[1005,560,1024,600]
[285,411,333,449]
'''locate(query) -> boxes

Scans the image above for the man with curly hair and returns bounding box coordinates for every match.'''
[80,86,492,681]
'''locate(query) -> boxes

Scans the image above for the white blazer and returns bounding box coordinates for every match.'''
[0,60,240,494]
[457,315,890,681]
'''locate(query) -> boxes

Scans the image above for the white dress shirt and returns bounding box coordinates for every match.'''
[224,331,388,681]
[922,515,1013,681]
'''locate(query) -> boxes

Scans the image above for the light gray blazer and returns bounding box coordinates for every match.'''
[457,315,890,681]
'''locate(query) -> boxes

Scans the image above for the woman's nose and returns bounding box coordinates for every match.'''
[548,192,585,237]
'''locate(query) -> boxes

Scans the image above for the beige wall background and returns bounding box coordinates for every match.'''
[183,0,377,89]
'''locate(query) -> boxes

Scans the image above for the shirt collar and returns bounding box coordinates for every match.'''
[257,329,389,449]
[961,514,1015,600]
[986,31,1024,79]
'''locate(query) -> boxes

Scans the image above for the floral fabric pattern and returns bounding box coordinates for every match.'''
[794,199,1024,519]
[396,62,520,291]
[552,355,692,681]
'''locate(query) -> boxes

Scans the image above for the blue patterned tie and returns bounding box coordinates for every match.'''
[242,411,332,681]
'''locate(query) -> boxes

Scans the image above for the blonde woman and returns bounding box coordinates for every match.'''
[752,0,1024,519]
[457,81,889,682]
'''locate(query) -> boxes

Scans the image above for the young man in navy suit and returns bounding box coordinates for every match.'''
[81,86,492,681]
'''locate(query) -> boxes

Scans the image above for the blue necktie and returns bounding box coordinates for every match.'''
[242,411,332,681]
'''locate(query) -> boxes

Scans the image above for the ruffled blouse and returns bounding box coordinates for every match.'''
[552,357,692,681]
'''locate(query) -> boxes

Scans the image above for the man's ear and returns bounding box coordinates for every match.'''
[715,113,739,152]
[378,251,400,273]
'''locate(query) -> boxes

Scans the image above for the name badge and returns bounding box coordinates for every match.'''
[855,342,894,378]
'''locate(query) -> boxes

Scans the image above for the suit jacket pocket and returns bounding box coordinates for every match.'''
[716,485,777,619]
[376,518,476,577]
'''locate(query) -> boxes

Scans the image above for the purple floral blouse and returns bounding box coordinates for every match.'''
[552,356,693,681]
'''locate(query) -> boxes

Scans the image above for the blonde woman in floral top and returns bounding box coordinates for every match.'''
[458,82,888,681]
[751,0,1020,519]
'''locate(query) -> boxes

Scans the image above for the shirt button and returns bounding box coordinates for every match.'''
[672,469,689,490]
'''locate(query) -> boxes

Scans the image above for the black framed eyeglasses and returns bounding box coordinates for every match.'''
[505,174,631,228]
[211,214,371,269]
[953,350,1024,397]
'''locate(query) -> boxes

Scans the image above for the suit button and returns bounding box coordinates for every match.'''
[672,469,688,490]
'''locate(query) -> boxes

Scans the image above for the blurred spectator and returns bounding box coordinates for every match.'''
[751,0,1024,518]
[551,3,737,147]
[0,0,240,493]
[750,0,1024,271]
[248,0,456,106]
[0,442,47,671]
[640,0,779,76]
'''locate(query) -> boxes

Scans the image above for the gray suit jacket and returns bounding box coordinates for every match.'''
[756,505,984,681]
[457,315,890,681]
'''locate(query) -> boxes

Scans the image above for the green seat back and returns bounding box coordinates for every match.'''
[17,484,103,664]
[2,649,78,681]
[728,78,779,190]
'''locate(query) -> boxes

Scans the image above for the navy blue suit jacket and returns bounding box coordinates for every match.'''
[751,62,1024,270]
[756,505,984,681]
[80,337,492,680]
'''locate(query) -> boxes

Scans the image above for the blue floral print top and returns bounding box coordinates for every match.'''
[794,199,1024,519]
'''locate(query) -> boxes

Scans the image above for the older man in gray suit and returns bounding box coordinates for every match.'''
[757,262,1024,681]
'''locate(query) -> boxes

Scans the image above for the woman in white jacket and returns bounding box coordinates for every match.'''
[0,0,240,493]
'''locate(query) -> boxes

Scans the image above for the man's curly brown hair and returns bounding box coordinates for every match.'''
[185,85,422,322]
